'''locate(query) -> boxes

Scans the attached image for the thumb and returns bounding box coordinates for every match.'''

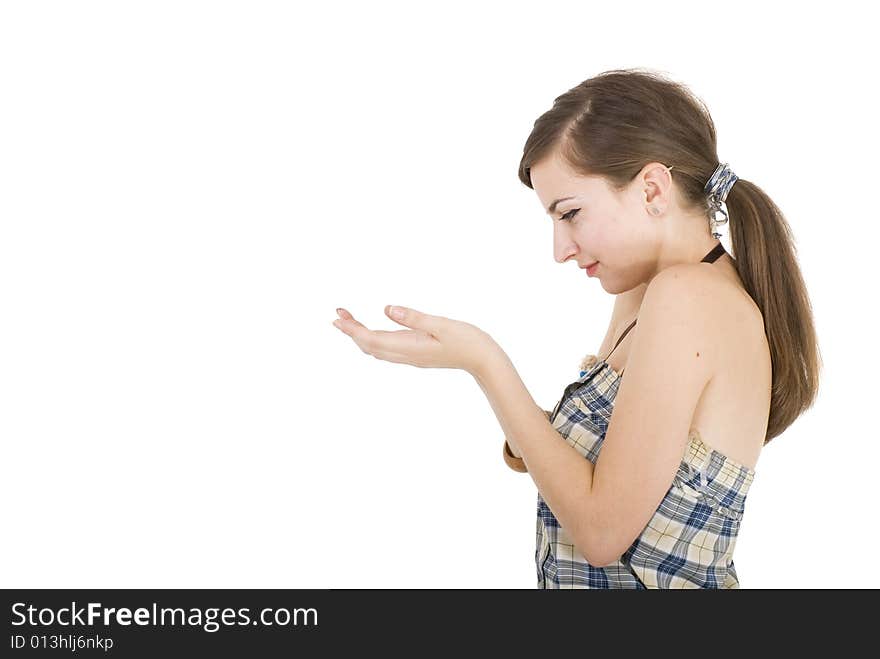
[385,305,425,329]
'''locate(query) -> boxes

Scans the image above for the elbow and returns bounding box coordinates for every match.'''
[576,520,621,567]
[572,489,624,566]
[587,549,621,568]
[580,538,620,567]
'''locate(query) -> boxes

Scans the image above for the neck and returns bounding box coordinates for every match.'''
[649,226,721,283]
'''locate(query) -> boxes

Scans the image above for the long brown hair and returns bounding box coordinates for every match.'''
[518,67,821,443]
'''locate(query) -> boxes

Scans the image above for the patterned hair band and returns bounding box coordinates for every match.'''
[704,162,738,239]
[704,162,738,203]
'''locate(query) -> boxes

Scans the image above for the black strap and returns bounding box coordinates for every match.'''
[605,317,638,362]
[702,241,726,263]
[602,242,726,375]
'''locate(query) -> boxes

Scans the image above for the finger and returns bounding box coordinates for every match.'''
[334,316,399,339]
[334,320,374,355]
[385,305,443,334]
[336,309,367,330]
[334,319,400,356]
[345,323,437,362]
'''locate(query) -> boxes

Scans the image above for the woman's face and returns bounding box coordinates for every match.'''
[529,149,672,294]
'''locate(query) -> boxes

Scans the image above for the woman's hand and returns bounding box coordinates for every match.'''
[331,305,500,377]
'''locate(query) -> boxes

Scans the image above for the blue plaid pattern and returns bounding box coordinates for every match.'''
[536,355,756,589]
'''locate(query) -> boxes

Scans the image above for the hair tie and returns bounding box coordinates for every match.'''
[703,162,738,239]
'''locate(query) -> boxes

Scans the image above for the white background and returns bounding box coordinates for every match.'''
[1,1,875,588]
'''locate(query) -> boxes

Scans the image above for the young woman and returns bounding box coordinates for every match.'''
[331,68,821,588]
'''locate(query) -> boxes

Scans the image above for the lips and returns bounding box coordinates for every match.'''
[581,261,598,269]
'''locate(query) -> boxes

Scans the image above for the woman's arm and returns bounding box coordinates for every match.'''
[502,409,552,472]
[502,284,647,470]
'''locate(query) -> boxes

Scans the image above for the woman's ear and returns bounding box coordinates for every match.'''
[641,161,674,209]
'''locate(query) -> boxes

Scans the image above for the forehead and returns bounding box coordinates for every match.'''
[530,152,603,212]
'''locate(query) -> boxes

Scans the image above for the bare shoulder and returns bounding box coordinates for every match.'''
[647,262,749,307]
[646,262,765,356]
[646,262,723,297]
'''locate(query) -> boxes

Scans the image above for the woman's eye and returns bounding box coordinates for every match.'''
[561,209,580,221]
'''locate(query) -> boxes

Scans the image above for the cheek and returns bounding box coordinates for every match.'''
[599,214,636,247]
[578,220,611,252]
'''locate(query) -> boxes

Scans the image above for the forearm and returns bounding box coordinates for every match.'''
[473,349,601,555]
[501,409,551,459]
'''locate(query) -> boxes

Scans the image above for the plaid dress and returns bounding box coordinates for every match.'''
[531,242,754,588]
[536,350,756,588]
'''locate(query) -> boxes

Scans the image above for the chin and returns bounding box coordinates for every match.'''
[599,272,644,295]
[598,278,619,294]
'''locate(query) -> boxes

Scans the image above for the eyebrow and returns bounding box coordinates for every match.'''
[546,196,575,215]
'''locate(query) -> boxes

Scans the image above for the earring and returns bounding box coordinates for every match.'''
[648,206,660,216]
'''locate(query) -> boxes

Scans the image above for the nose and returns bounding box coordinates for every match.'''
[554,226,578,264]
[555,251,576,264]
